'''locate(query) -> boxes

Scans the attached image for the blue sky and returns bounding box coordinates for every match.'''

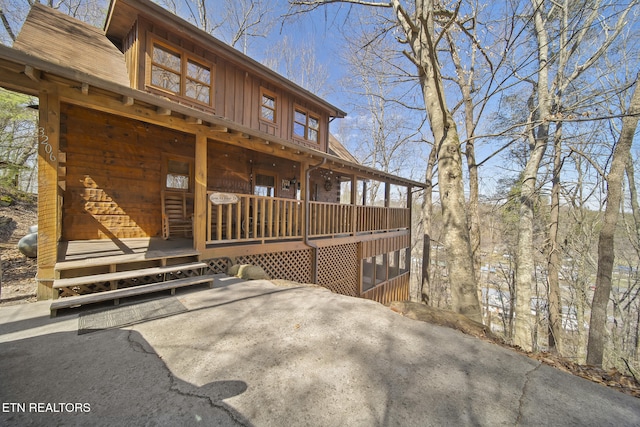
[2,0,639,202]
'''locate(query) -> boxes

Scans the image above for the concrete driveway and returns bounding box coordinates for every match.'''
[1,276,640,426]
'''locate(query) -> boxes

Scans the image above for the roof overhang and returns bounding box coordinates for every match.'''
[104,0,347,119]
[0,43,424,189]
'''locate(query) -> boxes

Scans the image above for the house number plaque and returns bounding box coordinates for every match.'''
[209,192,239,205]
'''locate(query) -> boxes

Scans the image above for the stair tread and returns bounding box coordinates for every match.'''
[50,276,213,310]
[53,262,208,288]
[55,249,200,271]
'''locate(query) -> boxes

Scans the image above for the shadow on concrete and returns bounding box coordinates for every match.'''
[3,281,640,426]
[0,328,251,426]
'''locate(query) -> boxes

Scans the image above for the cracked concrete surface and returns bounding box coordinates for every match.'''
[1,278,640,426]
[125,329,248,426]
[516,362,543,425]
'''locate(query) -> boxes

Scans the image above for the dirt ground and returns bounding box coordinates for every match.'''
[0,195,38,304]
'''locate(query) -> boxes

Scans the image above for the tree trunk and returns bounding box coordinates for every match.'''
[407,0,481,323]
[292,0,483,322]
[446,31,482,290]
[420,147,437,304]
[514,0,551,352]
[587,76,640,367]
[625,157,640,252]
[547,122,564,354]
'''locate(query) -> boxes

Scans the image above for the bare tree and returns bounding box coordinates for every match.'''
[587,74,640,367]
[289,0,482,322]
[262,36,330,97]
[511,0,636,352]
[421,146,436,303]
[222,0,276,53]
[159,0,277,53]
[339,24,424,182]
[0,8,16,42]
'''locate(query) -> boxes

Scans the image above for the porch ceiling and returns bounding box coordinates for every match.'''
[0,44,425,189]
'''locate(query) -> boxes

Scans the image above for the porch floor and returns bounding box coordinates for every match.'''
[57,237,195,266]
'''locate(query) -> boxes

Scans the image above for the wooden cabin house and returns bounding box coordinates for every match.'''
[0,0,424,314]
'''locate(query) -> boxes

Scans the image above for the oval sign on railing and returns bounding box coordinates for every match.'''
[209,192,239,205]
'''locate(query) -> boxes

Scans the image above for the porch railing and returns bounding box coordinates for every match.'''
[206,192,410,244]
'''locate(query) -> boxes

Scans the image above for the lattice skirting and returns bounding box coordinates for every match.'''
[58,282,112,298]
[56,269,205,298]
[203,243,407,305]
[205,257,233,274]
[318,243,359,297]
[205,244,358,295]
[205,249,314,284]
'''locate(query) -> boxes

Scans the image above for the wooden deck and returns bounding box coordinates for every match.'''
[57,237,195,264]
[51,237,210,313]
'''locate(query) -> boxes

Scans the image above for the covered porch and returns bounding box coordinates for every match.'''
[205,193,411,244]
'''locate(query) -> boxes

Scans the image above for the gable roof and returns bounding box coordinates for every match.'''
[329,134,360,165]
[13,4,130,88]
[0,3,425,189]
[104,0,347,119]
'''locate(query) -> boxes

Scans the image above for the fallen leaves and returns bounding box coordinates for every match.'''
[389,301,640,399]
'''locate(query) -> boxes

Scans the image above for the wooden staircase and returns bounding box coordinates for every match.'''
[50,250,213,317]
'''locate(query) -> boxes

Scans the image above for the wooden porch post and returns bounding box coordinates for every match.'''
[384,180,391,231]
[351,175,357,235]
[193,131,207,252]
[384,181,390,207]
[300,160,308,222]
[37,86,60,300]
[407,185,414,298]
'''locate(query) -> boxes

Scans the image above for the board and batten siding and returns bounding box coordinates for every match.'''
[130,17,329,152]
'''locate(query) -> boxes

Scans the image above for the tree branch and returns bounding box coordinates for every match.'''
[567,145,606,180]
[0,9,16,42]
[290,0,391,8]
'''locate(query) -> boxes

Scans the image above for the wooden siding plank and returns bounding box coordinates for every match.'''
[243,76,252,128]
[61,104,195,240]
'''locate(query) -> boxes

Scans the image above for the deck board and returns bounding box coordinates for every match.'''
[50,276,214,316]
[57,238,195,268]
[54,262,207,288]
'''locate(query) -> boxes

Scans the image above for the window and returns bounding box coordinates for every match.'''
[293,106,319,143]
[254,173,276,197]
[375,254,387,285]
[389,251,400,279]
[151,44,181,94]
[362,257,375,292]
[165,158,192,190]
[186,59,211,104]
[260,89,277,123]
[150,39,213,106]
